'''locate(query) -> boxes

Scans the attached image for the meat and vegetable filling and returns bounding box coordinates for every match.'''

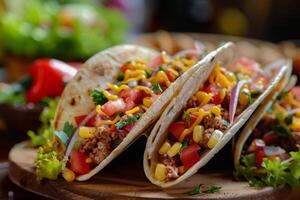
[66,50,205,176]
[153,58,270,182]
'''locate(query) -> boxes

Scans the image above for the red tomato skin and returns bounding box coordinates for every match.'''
[70,150,90,175]
[168,121,186,140]
[166,71,176,82]
[75,115,86,126]
[180,144,201,169]
[183,114,197,128]
[291,87,300,101]
[74,115,97,127]
[147,55,165,70]
[203,85,223,104]
[263,133,280,145]
[123,122,136,132]
[102,99,126,116]
[255,150,266,168]
[120,89,144,105]
[124,99,136,111]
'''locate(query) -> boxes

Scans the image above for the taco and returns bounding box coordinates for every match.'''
[143,53,292,187]
[234,75,300,188]
[46,43,234,181]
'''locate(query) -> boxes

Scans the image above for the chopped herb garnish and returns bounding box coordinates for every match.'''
[285,115,293,125]
[184,112,190,126]
[277,112,283,121]
[188,184,202,196]
[181,139,189,150]
[207,185,222,193]
[276,91,289,101]
[152,83,163,93]
[63,122,75,138]
[158,66,165,71]
[243,90,253,104]
[116,73,125,81]
[272,124,290,137]
[251,90,262,98]
[145,69,152,78]
[90,89,108,105]
[115,113,143,130]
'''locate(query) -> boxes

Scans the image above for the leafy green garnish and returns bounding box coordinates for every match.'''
[272,125,290,137]
[188,184,202,196]
[63,122,75,138]
[145,69,152,78]
[251,90,262,98]
[116,73,125,81]
[152,83,163,93]
[158,66,165,71]
[207,185,222,193]
[115,113,143,130]
[184,112,190,126]
[285,115,293,125]
[277,112,283,121]
[276,91,289,101]
[35,148,65,180]
[181,139,189,150]
[243,89,253,104]
[90,89,107,105]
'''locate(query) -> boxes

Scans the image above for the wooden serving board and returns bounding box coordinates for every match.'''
[8,142,288,200]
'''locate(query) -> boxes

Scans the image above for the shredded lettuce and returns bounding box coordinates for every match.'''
[236,147,300,188]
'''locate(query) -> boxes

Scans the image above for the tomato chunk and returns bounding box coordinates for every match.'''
[203,85,224,104]
[180,144,200,169]
[183,114,197,128]
[263,133,279,145]
[102,98,126,116]
[291,87,300,101]
[166,71,176,82]
[146,54,165,70]
[120,89,144,104]
[255,150,266,168]
[168,121,186,140]
[70,150,90,175]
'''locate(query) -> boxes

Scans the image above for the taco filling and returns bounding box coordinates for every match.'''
[65,50,205,176]
[153,57,271,182]
[237,87,300,187]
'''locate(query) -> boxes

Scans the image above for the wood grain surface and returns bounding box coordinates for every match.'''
[7,141,292,200]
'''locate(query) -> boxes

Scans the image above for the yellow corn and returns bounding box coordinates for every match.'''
[143,97,153,108]
[97,115,120,126]
[193,125,204,143]
[219,88,227,102]
[96,105,109,117]
[167,142,182,157]
[210,106,221,116]
[86,158,92,164]
[62,168,75,182]
[207,130,223,149]
[217,73,231,88]
[239,88,250,106]
[154,163,167,181]
[289,117,300,131]
[182,58,195,67]
[102,90,118,101]
[79,127,96,139]
[178,166,185,174]
[226,71,236,82]
[167,67,179,77]
[195,91,212,106]
[159,141,171,154]
[157,71,171,86]
[125,106,140,115]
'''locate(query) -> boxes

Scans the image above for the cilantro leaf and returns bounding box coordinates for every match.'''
[184,112,190,126]
[285,115,293,125]
[276,91,288,101]
[152,83,163,93]
[207,185,222,193]
[188,184,202,196]
[116,73,125,81]
[251,90,262,98]
[272,125,290,137]
[158,66,165,71]
[181,139,189,150]
[90,89,107,105]
[115,113,143,130]
[63,122,75,138]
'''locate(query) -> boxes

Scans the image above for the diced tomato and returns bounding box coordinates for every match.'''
[70,150,90,175]
[277,153,290,161]
[168,121,186,140]
[166,71,176,82]
[146,54,165,70]
[203,85,224,104]
[120,89,144,104]
[74,114,97,127]
[291,87,300,101]
[263,133,280,145]
[123,122,136,132]
[255,150,266,168]
[102,98,126,116]
[248,139,265,152]
[120,63,132,72]
[125,99,136,111]
[183,114,197,128]
[180,144,200,169]
[234,57,261,75]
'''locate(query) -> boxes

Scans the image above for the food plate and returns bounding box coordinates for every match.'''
[8,142,289,200]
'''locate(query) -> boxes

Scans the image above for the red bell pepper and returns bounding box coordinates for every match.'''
[26,59,78,103]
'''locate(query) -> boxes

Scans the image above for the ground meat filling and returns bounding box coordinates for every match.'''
[202,115,228,132]
[79,127,113,164]
[159,154,180,181]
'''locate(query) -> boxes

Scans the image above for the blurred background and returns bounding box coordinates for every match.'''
[0,0,300,199]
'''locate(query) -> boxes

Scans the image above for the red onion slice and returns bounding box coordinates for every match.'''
[62,110,97,170]
[229,79,251,124]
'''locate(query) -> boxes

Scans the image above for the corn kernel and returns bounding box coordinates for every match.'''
[239,88,250,106]
[154,163,167,181]
[207,130,223,149]
[178,166,185,174]
[159,141,171,154]
[167,142,182,157]
[210,106,221,116]
[62,168,75,182]
[143,97,152,108]
[79,126,96,139]
[193,125,204,143]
